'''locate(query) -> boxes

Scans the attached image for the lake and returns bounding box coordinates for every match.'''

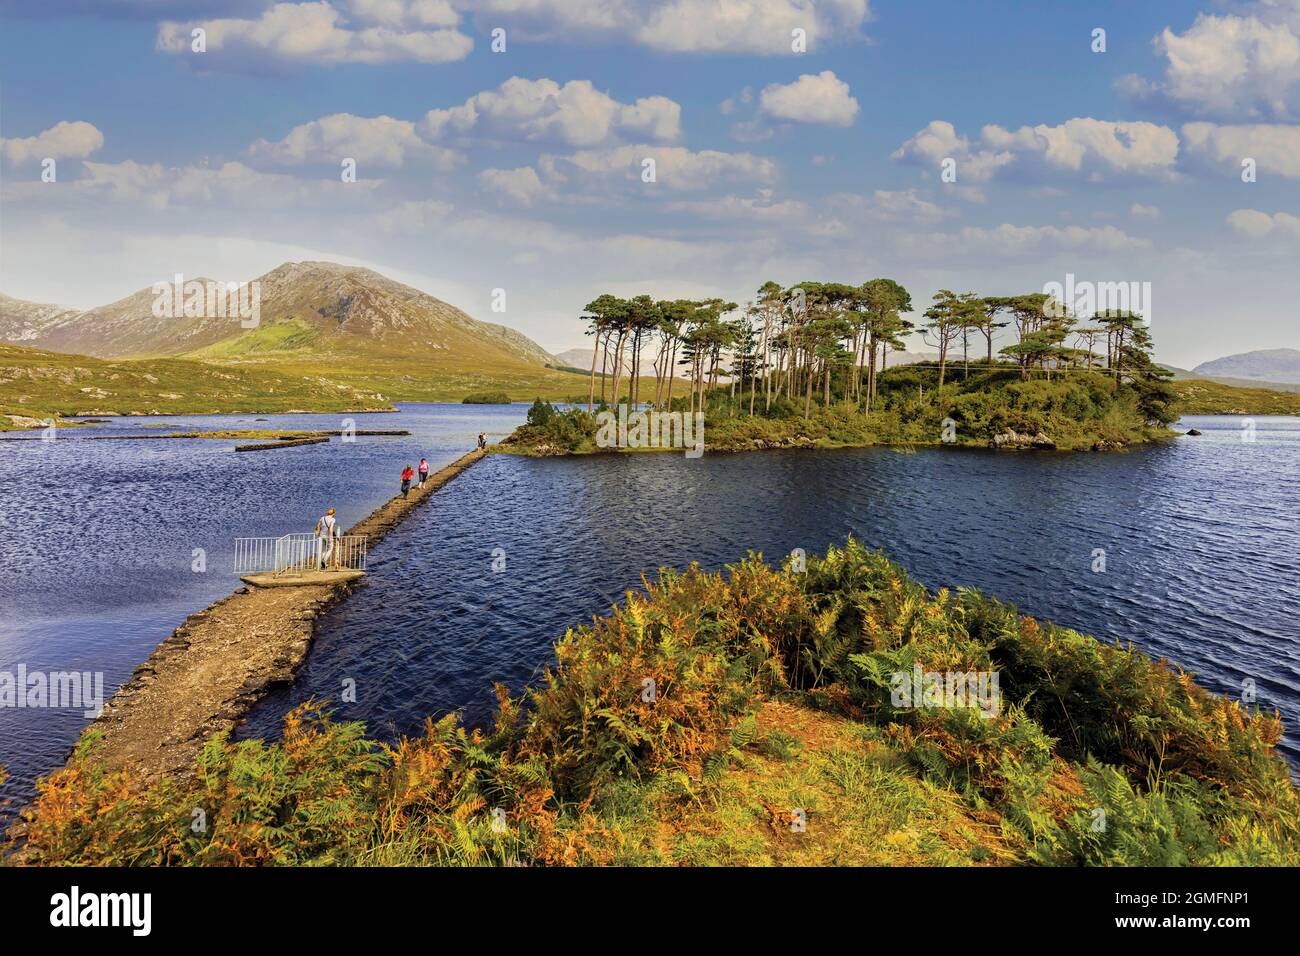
[245,413,1300,766]
[0,403,526,812]
[2,409,1298,813]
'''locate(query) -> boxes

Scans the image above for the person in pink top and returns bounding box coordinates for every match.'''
[418,458,429,487]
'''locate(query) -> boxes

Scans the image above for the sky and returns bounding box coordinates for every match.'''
[1,0,1298,367]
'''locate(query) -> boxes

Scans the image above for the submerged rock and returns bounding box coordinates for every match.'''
[1186,428,1202,436]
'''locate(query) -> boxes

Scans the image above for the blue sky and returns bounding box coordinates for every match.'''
[2,0,1298,366]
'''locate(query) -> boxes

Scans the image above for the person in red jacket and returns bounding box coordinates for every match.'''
[400,464,415,498]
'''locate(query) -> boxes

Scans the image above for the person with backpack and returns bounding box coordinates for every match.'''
[418,458,429,486]
[400,464,415,498]
[314,507,338,570]
[477,432,487,450]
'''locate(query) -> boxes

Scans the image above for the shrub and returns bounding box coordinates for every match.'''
[12,540,1297,867]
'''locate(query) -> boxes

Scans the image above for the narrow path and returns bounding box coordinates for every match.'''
[71,447,488,784]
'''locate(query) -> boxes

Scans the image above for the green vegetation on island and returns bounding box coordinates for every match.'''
[501,282,1183,455]
[10,540,1296,866]
[461,391,513,404]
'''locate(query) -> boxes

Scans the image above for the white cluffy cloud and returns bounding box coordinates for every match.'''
[893,118,1179,182]
[477,145,778,204]
[0,121,104,165]
[455,0,872,54]
[942,223,1151,254]
[478,166,551,205]
[758,70,859,126]
[1227,208,1300,238]
[421,77,680,147]
[537,145,777,193]
[156,1,473,68]
[1183,121,1300,178]
[72,159,379,209]
[1119,7,1300,119]
[248,113,460,168]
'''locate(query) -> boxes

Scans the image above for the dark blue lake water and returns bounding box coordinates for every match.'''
[0,403,525,812]
[2,410,1298,813]
[246,414,1300,770]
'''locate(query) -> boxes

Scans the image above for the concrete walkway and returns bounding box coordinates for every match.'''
[71,447,488,783]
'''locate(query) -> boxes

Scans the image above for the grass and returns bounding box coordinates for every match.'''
[8,539,1297,867]
[0,343,392,430]
[91,429,329,440]
[0,334,591,429]
[570,700,1016,865]
[1171,378,1300,416]
[461,391,513,404]
[177,311,588,405]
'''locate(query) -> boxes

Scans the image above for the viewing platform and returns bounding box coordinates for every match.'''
[234,532,368,587]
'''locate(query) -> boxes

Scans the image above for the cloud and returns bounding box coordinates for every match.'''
[156,1,473,70]
[370,197,455,233]
[0,120,104,165]
[72,159,379,209]
[635,0,870,54]
[891,121,1013,183]
[420,77,680,147]
[1227,208,1300,237]
[347,0,458,28]
[836,188,950,223]
[719,87,753,115]
[535,144,778,194]
[1182,121,1300,178]
[0,1,267,18]
[892,118,1179,183]
[939,223,1151,255]
[248,113,460,168]
[478,166,551,205]
[454,0,872,54]
[664,193,809,222]
[655,188,948,242]
[758,70,859,126]
[1119,8,1300,119]
[1130,202,1161,221]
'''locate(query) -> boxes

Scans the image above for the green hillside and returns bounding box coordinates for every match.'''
[1171,378,1300,416]
[0,343,392,429]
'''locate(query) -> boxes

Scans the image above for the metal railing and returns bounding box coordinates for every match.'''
[233,533,368,575]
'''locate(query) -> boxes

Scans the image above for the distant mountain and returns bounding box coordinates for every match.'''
[553,347,690,380]
[0,293,78,344]
[881,349,941,367]
[1192,348,1300,385]
[2,262,557,369]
